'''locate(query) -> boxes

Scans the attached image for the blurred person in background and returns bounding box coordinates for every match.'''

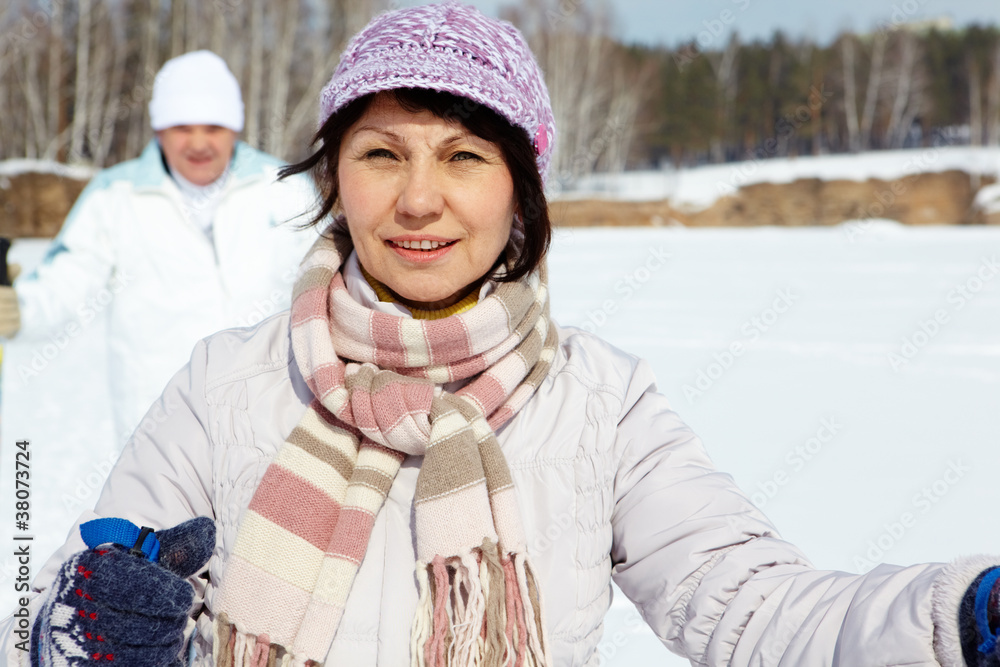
[0,50,316,442]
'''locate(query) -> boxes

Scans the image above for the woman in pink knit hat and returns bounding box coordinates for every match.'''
[15,3,1000,667]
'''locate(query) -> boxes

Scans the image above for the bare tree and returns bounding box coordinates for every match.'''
[709,34,740,163]
[841,35,861,152]
[85,9,110,165]
[126,0,162,158]
[69,0,93,163]
[859,32,886,149]
[987,45,1000,146]
[91,9,127,167]
[501,0,645,185]
[265,0,300,157]
[169,0,184,58]
[184,0,206,52]
[0,8,16,157]
[970,56,983,147]
[600,55,656,172]
[280,46,349,159]
[210,3,226,56]
[19,43,47,158]
[46,0,65,159]
[840,32,887,152]
[0,0,639,169]
[244,0,265,148]
[278,0,385,160]
[885,31,925,149]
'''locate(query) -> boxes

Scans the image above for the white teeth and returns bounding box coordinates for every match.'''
[393,240,447,250]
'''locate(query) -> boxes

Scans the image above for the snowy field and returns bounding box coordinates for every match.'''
[2,224,1000,665]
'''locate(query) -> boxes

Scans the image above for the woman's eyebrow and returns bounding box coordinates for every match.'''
[439,133,471,147]
[350,127,474,148]
[351,126,405,142]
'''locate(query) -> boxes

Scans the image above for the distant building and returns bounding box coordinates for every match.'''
[899,16,956,34]
[873,15,955,36]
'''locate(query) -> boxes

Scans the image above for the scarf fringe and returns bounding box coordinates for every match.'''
[412,562,434,667]
[213,614,306,667]
[411,542,548,667]
[452,552,485,665]
[514,554,548,666]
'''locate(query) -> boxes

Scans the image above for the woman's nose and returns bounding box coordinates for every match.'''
[396,161,444,220]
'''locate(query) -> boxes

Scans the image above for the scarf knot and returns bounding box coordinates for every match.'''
[346,363,433,455]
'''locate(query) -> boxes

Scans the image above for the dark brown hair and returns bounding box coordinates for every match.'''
[279,88,550,283]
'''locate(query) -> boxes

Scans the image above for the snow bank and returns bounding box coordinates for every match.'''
[974,182,1000,214]
[557,146,1000,210]
[0,159,95,181]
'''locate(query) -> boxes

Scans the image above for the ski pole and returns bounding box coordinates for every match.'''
[0,238,10,287]
[0,237,10,441]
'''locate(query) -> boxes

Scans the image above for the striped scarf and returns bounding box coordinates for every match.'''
[213,226,557,667]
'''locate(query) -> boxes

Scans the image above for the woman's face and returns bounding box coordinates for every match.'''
[338,94,515,310]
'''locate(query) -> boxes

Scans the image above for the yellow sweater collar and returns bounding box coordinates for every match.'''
[359,265,479,320]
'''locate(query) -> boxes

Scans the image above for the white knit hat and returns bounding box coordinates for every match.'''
[149,50,244,132]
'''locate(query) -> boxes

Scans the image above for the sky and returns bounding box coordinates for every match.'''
[409,0,1000,47]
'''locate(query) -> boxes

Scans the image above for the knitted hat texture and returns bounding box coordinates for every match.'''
[149,50,245,132]
[319,2,556,182]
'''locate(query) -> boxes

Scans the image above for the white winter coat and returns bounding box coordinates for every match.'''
[0,309,985,666]
[14,140,317,439]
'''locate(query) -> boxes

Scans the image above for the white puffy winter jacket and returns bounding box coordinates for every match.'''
[13,140,317,439]
[0,313,990,666]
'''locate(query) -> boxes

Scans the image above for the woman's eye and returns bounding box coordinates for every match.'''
[451,151,484,162]
[364,148,396,160]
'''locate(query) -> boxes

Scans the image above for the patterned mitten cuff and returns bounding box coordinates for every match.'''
[933,555,1000,667]
[30,517,215,667]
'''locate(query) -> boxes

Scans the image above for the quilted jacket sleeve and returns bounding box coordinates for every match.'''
[609,358,980,666]
[0,340,215,665]
[14,180,119,341]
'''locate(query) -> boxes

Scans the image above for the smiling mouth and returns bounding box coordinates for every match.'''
[388,239,457,251]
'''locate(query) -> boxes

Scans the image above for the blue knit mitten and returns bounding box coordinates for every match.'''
[30,517,215,666]
[959,567,1000,667]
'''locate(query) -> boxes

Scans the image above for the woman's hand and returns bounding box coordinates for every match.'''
[31,517,215,666]
[959,568,1000,667]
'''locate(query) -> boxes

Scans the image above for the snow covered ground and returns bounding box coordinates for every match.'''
[2,224,1000,665]
[0,160,95,180]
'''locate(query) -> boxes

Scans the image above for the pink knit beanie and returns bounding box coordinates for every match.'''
[319,2,556,183]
